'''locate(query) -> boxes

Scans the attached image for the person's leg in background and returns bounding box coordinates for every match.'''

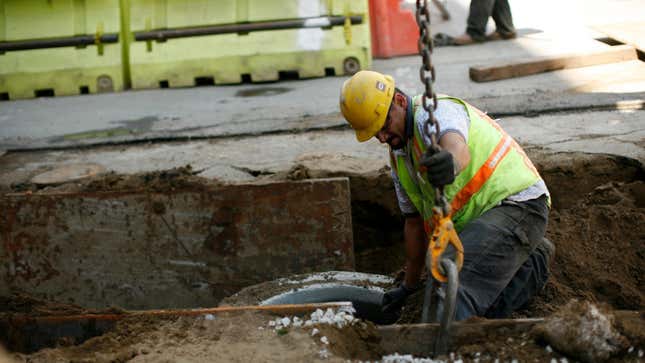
[454,0,496,44]
[488,0,516,40]
[454,0,516,45]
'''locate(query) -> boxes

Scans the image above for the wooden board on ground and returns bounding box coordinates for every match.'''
[378,310,642,357]
[592,21,645,53]
[469,44,637,82]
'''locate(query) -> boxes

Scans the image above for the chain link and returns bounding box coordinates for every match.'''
[415,0,449,213]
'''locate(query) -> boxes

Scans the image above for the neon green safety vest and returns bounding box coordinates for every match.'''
[391,95,544,233]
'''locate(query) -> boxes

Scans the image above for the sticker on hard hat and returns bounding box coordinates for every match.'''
[376,81,385,91]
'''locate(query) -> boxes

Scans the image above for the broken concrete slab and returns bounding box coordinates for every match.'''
[499,108,645,163]
[1,108,642,194]
[30,163,106,186]
[0,178,354,310]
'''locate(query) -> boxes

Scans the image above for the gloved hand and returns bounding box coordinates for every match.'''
[381,283,417,314]
[419,149,456,187]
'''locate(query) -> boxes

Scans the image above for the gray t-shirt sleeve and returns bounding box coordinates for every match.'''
[417,99,470,146]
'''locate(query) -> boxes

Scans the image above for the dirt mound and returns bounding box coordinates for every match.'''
[526,179,644,316]
[0,293,126,317]
[9,165,223,194]
[9,303,643,362]
[9,311,382,363]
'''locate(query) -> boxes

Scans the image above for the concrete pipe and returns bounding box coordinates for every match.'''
[219,271,398,324]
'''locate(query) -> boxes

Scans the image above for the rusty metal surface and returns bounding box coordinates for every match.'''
[0,178,354,310]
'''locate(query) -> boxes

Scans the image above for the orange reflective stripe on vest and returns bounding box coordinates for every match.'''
[474,107,541,179]
[450,134,513,213]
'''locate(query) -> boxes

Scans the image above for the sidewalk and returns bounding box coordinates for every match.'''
[1,0,644,151]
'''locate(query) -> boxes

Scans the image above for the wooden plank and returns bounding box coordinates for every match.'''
[377,310,642,357]
[469,44,637,82]
[5,302,354,324]
[593,22,645,53]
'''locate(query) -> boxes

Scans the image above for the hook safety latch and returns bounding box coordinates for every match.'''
[429,207,464,282]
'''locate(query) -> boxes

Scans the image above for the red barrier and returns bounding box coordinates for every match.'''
[369,0,419,58]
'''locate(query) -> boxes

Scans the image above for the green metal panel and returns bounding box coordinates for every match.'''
[127,0,371,89]
[0,0,370,99]
[0,45,123,99]
[329,0,368,15]
[129,22,370,88]
[0,0,120,41]
[245,0,325,22]
[129,0,238,31]
[127,0,367,31]
[0,0,123,100]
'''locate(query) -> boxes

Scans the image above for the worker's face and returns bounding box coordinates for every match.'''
[376,93,407,150]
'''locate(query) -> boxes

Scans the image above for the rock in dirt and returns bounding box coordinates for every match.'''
[30,163,106,186]
[533,299,629,363]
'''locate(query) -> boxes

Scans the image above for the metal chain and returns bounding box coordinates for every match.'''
[415,0,449,214]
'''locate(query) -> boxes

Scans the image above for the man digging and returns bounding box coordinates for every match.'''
[339,70,554,320]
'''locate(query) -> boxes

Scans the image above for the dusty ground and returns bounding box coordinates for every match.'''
[4,311,383,363]
[2,303,643,362]
[4,165,221,195]
[1,151,643,362]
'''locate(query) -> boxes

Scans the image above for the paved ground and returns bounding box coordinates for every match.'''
[0,0,643,187]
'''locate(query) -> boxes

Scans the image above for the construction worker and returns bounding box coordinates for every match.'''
[339,70,554,320]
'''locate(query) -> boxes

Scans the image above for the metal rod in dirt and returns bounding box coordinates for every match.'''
[0,34,119,52]
[4,302,355,325]
[134,15,363,42]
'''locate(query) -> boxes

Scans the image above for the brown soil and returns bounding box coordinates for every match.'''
[7,165,223,194]
[6,311,383,363]
[5,303,643,362]
[0,293,126,317]
[2,152,644,362]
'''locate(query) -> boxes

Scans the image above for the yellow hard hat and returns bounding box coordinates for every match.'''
[339,70,395,142]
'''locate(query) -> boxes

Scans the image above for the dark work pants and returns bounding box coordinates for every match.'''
[439,195,552,320]
[466,0,515,41]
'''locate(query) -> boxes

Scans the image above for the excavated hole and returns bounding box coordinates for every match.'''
[349,151,644,321]
[350,152,643,274]
[1,152,643,359]
[226,151,644,327]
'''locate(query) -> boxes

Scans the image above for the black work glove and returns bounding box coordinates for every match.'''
[381,283,417,314]
[419,149,456,187]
